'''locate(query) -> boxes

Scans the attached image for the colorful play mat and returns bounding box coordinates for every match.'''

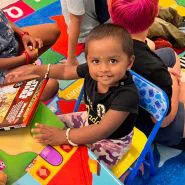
[0,0,185,185]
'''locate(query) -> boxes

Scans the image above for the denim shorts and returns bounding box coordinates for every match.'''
[155,47,176,67]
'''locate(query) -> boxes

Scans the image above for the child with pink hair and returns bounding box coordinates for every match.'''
[109,0,185,149]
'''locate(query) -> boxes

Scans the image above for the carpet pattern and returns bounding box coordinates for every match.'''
[1,0,185,185]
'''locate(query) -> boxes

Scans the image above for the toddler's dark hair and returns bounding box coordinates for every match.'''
[85,23,134,58]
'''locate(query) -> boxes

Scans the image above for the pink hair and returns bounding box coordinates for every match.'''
[109,0,159,34]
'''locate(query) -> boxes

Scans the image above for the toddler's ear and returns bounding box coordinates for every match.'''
[127,55,135,69]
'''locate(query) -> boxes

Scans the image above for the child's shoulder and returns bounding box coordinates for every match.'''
[114,72,138,96]
[120,71,136,88]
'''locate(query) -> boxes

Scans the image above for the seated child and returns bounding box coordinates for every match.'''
[5,24,139,167]
[0,8,60,100]
[109,0,185,147]
[61,0,110,65]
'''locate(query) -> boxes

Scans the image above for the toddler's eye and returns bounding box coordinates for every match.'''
[109,59,117,64]
[92,60,99,64]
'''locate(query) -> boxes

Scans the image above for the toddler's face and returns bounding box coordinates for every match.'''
[87,37,133,91]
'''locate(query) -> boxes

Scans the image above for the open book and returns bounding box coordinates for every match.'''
[0,79,47,130]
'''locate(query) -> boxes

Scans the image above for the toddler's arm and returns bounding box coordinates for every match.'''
[5,63,80,84]
[32,110,130,146]
[68,109,130,144]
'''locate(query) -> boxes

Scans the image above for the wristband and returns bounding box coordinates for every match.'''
[44,64,51,79]
[20,31,29,38]
[66,128,78,147]
[22,51,30,65]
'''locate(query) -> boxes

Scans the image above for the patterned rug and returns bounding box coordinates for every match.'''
[1,0,185,185]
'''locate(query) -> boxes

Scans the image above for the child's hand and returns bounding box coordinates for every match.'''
[32,124,67,146]
[22,34,43,50]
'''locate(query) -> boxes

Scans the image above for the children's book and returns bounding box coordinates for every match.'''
[0,79,47,130]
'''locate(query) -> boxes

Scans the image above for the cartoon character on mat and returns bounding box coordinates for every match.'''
[0,160,7,185]
[0,160,5,171]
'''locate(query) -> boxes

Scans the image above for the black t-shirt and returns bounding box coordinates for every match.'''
[77,63,139,139]
[132,40,172,136]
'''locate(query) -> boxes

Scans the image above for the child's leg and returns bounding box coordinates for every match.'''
[22,23,60,55]
[90,131,133,168]
[40,79,59,101]
[155,47,181,74]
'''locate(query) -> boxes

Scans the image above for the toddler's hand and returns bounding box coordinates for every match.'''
[32,123,67,146]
